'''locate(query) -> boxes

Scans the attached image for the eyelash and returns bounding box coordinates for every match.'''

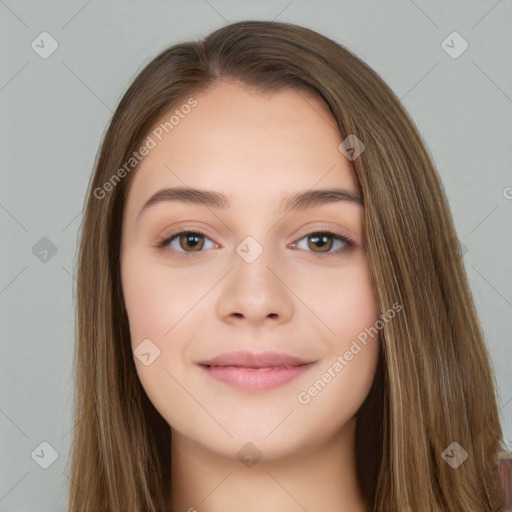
[155,229,355,259]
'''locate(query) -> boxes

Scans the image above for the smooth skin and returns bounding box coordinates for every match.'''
[120,79,379,512]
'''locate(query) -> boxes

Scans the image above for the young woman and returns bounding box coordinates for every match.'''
[67,20,510,511]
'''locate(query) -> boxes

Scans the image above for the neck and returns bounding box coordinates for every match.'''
[168,417,368,512]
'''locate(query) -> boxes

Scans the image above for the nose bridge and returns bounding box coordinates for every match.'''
[235,234,267,266]
[215,231,293,323]
[232,232,279,294]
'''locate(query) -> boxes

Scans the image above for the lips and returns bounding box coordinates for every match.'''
[197,351,315,391]
[197,350,312,369]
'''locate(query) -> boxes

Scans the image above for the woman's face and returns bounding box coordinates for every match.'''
[120,80,379,461]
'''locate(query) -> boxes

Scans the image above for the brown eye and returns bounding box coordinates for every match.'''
[307,233,333,253]
[158,231,215,254]
[178,232,204,252]
[293,231,354,258]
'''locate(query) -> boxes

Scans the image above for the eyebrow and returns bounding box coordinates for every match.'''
[136,186,362,221]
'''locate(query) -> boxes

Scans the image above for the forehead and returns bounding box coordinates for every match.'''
[123,80,359,217]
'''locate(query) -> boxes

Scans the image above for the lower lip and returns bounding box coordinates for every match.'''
[199,364,313,391]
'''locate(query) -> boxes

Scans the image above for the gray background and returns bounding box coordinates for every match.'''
[1,1,511,510]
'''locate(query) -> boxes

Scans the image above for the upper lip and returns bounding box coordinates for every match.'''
[198,350,313,368]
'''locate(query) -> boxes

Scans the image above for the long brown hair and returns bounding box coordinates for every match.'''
[67,20,509,511]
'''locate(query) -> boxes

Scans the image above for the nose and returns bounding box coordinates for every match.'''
[215,240,294,327]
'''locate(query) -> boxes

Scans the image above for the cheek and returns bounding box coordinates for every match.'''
[293,261,380,440]
[121,250,202,346]
[302,256,379,349]
[120,250,197,420]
